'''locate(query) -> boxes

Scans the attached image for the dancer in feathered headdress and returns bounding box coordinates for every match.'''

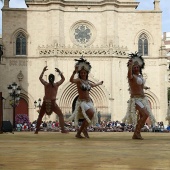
[75,56,92,73]
[122,52,156,140]
[68,56,103,138]
[127,52,145,75]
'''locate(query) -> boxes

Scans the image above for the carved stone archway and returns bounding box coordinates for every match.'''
[145,91,160,121]
[59,81,108,115]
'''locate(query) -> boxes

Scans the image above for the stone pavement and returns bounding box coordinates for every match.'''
[0,132,170,170]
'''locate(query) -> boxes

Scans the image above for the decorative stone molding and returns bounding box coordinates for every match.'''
[38,44,128,57]
[25,0,139,9]
[17,70,24,82]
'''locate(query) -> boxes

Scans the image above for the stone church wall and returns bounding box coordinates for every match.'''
[0,0,168,125]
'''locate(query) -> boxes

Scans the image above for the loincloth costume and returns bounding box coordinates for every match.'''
[41,100,57,116]
[68,98,98,127]
[122,96,156,126]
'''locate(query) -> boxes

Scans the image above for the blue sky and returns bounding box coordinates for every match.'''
[0,0,169,34]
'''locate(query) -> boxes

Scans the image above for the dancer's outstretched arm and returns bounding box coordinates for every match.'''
[90,81,103,88]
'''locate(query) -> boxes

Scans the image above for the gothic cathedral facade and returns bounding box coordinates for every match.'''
[0,0,168,124]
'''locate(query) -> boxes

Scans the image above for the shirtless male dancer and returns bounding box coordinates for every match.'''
[34,66,68,134]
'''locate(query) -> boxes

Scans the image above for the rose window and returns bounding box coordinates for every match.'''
[70,21,96,47]
[74,25,91,44]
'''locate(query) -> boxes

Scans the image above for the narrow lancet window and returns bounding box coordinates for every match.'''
[16,33,26,55]
[138,34,148,56]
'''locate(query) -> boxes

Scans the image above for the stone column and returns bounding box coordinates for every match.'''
[153,0,160,11]
[159,40,167,57]
[3,0,10,8]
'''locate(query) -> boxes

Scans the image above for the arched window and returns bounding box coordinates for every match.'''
[138,34,148,56]
[16,32,26,55]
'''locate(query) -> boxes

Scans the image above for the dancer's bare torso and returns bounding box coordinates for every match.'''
[76,80,91,101]
[129,74,145,97]
[42,81,59,100]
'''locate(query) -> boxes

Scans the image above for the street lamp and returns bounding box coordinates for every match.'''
[8,82,21,129]
[34,98,48,122]
[34,98,41,110]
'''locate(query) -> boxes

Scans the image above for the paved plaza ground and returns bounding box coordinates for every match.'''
[0,132,170,170]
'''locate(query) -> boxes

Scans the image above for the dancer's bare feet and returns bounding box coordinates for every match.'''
[132,133,143,140]
[83,129,90,138]
[61,130,69,134]
[75,134,85,138]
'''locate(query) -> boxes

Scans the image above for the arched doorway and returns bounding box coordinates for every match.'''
[16,98,28,115]
[59,80,108,115]
[15,97,29,125]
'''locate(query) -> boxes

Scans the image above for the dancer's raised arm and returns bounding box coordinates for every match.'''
[39,66,48,85]
[70,65,79,83]
[55,68,65,86]
[127,59,133,79]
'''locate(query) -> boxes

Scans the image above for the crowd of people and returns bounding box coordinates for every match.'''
[15,120,169,133]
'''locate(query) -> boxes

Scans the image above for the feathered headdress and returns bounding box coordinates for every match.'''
[75,56,92,72]
[128,52,145,69]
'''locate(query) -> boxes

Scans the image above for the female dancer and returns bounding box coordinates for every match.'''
[122,52,156,139]
[69,57,103,138]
